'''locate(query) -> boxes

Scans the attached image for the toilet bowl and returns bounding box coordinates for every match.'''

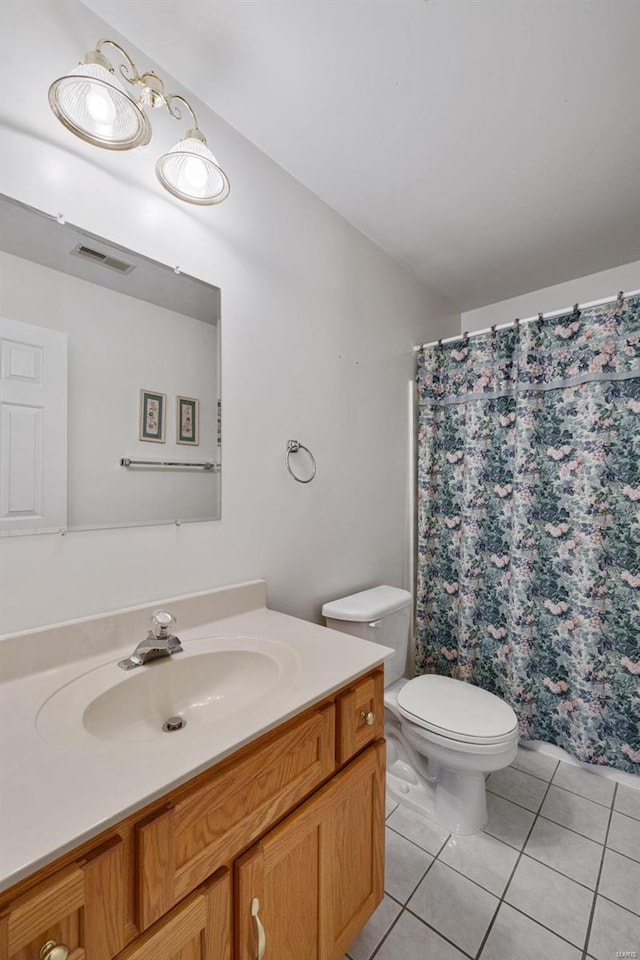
[322,586,519,835]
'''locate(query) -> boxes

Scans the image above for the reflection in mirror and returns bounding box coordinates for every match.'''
[0,195,221,535]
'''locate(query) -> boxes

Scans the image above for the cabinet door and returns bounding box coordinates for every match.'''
[235,742,385,960]
[0,838,125,960]
[319,742,385,958]
[115,870,230,960]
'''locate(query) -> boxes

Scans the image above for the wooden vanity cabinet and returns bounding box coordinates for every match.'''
[0,669,384,960]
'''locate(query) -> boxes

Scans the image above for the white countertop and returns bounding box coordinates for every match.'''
[0,586,391,892]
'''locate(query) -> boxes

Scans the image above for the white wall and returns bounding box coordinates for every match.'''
[0,0,459,635]
[461,261,640,332]
[0,252,219,527]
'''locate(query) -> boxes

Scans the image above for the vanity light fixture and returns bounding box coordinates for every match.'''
[48,39,230,206]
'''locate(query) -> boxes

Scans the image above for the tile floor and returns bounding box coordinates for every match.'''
[345,747,640,960]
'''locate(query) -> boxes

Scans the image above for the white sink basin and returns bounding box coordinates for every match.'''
[36,635,300,745]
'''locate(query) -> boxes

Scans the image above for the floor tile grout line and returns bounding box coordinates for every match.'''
[487,790,612,844]
[382,890,405,909]
[429,838,514,898]
[429,845,520,898]
[488,775,615,815]
[385,820,450,858]
[365,919,397,960]
[516,850,603,894]
[611,803,640,823]
[597,892,640,921]
[601,844,640,867]
[549,780,618,809]
[402,907,477,959]
[510,763,561,785]
[533,811,607,846]
[483,826,528,852]
[368,892,478,960]
[580,781,618,960]
[500,900,595,954]
[389,828,449,908]
[371,837,450,960]
[365,907,404,960]
[485,786,547,816]
[511,756,626,809]
[370,829,465,960]
[487,804,608,851]
[611,808,640,827]
[475,762,559,959]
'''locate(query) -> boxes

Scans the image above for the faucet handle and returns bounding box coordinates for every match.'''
[151,610,176,638]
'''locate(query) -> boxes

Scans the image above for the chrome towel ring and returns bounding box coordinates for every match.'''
[286,440,317,484]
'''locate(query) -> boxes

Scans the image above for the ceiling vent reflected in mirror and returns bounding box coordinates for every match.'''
[70,244,135,275]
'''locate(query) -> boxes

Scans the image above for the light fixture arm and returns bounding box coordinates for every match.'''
[84,39,201,129]
[91,38,142,86]
[165,94,200,132]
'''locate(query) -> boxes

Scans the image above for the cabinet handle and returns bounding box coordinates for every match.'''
[360,710,376,726]
[40,943,69,960]
[251,897,266,960]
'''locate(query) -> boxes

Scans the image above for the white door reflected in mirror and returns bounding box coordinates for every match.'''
[0,318,68,534]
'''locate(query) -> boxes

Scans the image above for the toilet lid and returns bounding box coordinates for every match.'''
[397,675,518,745]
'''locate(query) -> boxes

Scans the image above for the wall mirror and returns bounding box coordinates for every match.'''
[0,194,221,536]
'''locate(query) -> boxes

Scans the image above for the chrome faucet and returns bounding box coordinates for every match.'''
[118,610,183,671]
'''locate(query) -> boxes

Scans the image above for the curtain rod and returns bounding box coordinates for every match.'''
[413,288,640,352]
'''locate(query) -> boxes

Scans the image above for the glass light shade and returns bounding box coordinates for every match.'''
[155,136,230,205]
[49,63,150,150]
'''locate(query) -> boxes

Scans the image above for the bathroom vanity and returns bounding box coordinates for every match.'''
[0,582,388,960]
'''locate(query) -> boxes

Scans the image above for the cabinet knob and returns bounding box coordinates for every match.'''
[251,897,266,960]
[40,943,69,960]
[360,710,376,726]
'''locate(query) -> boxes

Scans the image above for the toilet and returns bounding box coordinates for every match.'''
[322,585,519,835]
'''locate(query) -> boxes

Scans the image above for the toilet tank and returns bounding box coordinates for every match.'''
[322,585,412,685]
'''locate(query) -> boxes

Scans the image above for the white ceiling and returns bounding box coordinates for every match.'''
[84,0,640,311]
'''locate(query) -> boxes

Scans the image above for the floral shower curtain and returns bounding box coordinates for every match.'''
[415,295,640,774]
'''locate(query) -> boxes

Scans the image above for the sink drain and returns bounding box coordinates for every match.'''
[162,716,186,733]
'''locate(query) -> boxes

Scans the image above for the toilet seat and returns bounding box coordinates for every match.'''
[397,675,518,746]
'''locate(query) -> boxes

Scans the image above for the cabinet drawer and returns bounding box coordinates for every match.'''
[0,838,125,960]
[136,703,335,929]
[336,671,384,764]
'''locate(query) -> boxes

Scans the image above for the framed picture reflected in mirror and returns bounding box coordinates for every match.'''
[139,389,166,443]
[177,395,199,445]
